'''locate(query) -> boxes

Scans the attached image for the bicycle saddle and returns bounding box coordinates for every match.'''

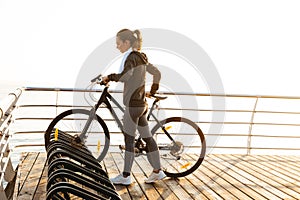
[152,94,168,100]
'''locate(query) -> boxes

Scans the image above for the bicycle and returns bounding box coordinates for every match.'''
[45,75,206,178]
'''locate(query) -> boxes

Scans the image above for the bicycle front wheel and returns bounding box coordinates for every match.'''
[151,117,206,177]
[45,109,110,161]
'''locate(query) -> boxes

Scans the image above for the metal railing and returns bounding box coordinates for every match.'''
[0,88,22,200]
[7,86,300,156]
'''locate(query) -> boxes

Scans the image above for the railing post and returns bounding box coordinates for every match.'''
[0,88,22,199]
[0,88,22,122]
[55,88,59,116]
[247,97,259,155]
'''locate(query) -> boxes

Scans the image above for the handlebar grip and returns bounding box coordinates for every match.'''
[91,74,102,82]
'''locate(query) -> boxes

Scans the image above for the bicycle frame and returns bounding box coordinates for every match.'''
[79,86,122,140]
[78,86,176,144]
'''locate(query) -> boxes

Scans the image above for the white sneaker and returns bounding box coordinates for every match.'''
[145,170,167,183]
[110,174,132,185]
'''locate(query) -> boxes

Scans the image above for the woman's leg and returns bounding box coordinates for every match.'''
[122,107,145,176]
[137,109,162,170]
[138,111,166,183]
[123,133,135,177]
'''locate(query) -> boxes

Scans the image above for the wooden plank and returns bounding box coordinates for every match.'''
[223,154,299,199]
[236,155,300,194]
[184,155,230,199]
[288,155,300,162]
[118,152,163,200]
[18,152,47,200]
[197,155,242,199]
[202,154,268,199]
[15,152,38,197]
[139,154,196,200]
[275,155,300,162]
[172,174,208,200]
[238,155,300,189]
[268,155,300,175]
[110,152,146,199]
[220,154,296,199]
[13,153,26,199]
[248,155,300,178]
[32,153,47,200]
[229,154,300,197]
[102,152,131,200]
[159,154,209,200]
[135,154,180,200]
[193,154,252,200]
[183,173,220,200]
[207,154,280,200]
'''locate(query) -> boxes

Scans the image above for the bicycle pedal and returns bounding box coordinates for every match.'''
[134,147,142,154]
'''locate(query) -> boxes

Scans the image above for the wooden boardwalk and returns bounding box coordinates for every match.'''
[14,152,300,200]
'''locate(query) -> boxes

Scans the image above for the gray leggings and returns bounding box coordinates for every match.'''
[122,106,161,176]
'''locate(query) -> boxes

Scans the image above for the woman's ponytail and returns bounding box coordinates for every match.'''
[132,29,142,51]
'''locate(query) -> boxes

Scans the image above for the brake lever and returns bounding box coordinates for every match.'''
[91,74,102,83]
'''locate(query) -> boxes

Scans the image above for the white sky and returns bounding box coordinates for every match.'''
[1,0,300,96]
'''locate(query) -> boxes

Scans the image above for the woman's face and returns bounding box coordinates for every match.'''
[116,36,131,53]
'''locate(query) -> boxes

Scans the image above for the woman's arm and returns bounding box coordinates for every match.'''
[107,59,134,82]
[146,63,161,95]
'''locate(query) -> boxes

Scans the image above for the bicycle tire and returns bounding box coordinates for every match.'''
[151,117,206,177]
[45,109,110,161]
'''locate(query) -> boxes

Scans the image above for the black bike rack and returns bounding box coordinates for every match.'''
[45,129,121,200]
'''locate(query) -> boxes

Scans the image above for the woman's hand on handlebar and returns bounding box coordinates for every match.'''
[100,76,110,85]
[146,92,154,98]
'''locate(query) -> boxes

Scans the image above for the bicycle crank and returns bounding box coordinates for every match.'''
[170,141,184,157]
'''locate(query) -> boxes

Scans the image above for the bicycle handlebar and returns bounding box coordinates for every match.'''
[91,74,102,83]
[90,74,166,96]
[91,74,108,86]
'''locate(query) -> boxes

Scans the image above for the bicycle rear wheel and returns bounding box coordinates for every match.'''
[45,109,110,161]
[151,117,206,177]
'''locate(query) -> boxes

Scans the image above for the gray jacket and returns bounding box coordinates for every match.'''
[108,51,161,107]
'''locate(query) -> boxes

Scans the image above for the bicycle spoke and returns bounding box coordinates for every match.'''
[45,109,110,162]
[152,117,206,177]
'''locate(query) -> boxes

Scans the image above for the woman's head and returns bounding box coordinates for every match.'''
[116,29,142,53]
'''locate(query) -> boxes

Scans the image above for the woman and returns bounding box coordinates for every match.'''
[102,29,166,185]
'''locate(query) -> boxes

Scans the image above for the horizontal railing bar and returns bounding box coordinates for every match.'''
[18,105,90,108]
[15,118,55,120]
[17,104,300,115]
[23,86,300,99]
[14,144,46,148]
[13,131,45,134]
[206,146,300,150]
[13,131,249,137]
[13,143,300,152]
[246,147,300,150]
[23,87,120,93]
[196,121,300,126]
[12,117,300,127]
[13,130,300,140]
[161,108,300,115]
